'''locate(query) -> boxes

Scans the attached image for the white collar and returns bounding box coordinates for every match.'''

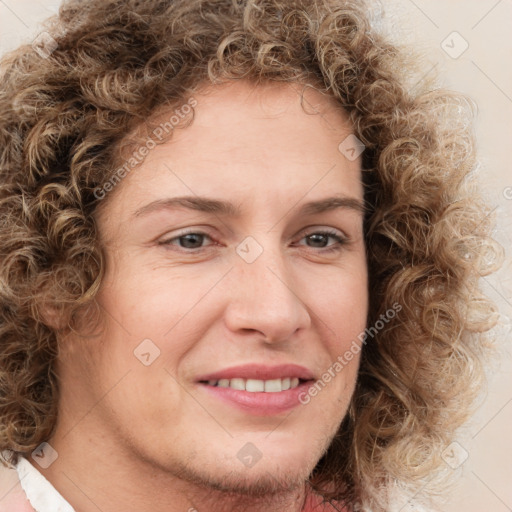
[16,457,75,512]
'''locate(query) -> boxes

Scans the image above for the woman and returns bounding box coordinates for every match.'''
[0,0,501,511]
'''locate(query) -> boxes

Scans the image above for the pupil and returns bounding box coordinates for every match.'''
[180,234,203,248]
[308,234,328,247]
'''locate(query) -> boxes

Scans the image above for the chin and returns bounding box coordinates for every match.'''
[195,439,323,494]
[146,436,321,498]
[175,459,311,497]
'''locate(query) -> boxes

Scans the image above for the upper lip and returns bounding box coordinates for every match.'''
[196,363,316,382]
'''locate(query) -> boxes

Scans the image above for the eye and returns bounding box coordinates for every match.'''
[159,230,214,250]
[296,229,347,252]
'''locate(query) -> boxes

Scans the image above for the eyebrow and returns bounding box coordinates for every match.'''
[132,194,366,218]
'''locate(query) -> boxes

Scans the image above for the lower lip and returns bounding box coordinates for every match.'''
[197,381,313,416]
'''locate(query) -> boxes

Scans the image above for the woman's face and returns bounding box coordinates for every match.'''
[59,80,368,493]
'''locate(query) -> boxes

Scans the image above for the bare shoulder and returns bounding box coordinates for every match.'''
[0,464,35,512]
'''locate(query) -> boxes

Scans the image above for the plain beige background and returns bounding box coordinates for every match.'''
[0,1,511,511]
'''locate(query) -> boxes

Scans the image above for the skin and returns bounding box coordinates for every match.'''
[40,80,368,512]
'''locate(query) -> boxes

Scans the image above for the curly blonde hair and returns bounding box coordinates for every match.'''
[0,0,501,509]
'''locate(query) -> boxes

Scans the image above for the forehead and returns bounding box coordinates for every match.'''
[172,79,354,158]
[100,80,363,220]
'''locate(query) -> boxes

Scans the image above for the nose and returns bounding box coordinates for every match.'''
[223,245,311,343]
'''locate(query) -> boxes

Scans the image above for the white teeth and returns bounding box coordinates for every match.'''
[246,379,265,392]
[264,379,282,392]
[230,378,245,390]
[205,377,303,392]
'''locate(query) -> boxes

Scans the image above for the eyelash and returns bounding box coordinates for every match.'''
[158,228,348,254]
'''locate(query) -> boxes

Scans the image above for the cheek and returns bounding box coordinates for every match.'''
[98,262,218,339]
[307,269,367,411]
[95,267,230,391]
[307,264,368,349]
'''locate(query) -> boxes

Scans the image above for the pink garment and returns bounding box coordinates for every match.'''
[302,491,346,512]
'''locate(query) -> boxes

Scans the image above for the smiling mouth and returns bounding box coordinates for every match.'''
[199,377,310,392]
